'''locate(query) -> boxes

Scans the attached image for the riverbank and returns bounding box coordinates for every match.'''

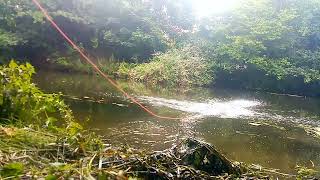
[1,126,312,179]
[1,126,235,179]
[40,58,320,98]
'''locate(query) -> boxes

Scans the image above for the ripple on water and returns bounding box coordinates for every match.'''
[140,96,320,126]
[140,96,261,119]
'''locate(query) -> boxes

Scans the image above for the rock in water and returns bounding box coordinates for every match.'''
[172,138,241,176]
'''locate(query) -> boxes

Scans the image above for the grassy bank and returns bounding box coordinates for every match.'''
[0,61,103,178]
[0,126,286,179]
[1,127,319,179]
[48,46,214,87]
[50,52,320,97]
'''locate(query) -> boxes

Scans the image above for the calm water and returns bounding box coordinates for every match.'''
[34,70,320,173]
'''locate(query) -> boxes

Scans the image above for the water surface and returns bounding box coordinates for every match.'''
[34,70,320,173]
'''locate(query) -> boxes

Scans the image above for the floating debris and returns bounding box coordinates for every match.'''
[303,126,320,139]
[249,122,262,126]
[249,121,286,131]
[112,103,128,107]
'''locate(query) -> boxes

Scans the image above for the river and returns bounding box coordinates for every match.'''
[34,70,320,174]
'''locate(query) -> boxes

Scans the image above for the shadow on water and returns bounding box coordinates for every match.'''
[34,70,320,173]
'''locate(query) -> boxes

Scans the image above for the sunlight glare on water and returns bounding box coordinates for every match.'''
[140,96,261,119]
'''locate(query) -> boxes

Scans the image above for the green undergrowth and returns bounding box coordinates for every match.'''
[128,46,214,87]
[51,46,214,87]
[0,126,102,179]
[0,61,103,178]
[2,126,316,179]
[51,54,135,78]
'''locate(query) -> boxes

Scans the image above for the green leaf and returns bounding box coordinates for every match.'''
[0,163,24,178]
[45,175,58,180]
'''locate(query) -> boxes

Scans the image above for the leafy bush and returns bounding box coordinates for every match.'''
[0,163,24,178]
[117,62,136,78]
[0,60,73,127]
[129,46,214,86]
[97,56,122,75]
[0,60,102,153]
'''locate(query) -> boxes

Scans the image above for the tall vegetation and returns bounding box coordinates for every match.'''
[1,0,320,95]
[0,60,101,150]
[198,0,320,94]
[0,61,73,126]
[129,46,214,86]
[0,61,103,178]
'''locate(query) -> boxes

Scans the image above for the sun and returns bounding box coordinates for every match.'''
[191,0,239,17]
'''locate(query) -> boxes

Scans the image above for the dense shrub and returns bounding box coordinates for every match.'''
[0,60,103,153]
[129,46,214,86]
[0,60,73,127]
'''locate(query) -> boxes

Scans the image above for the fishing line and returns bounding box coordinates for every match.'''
[31,0,181,120]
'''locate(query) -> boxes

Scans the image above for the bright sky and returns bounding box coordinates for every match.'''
[191,0,239,17]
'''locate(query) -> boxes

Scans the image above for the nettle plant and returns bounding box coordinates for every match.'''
[0,60,73,128]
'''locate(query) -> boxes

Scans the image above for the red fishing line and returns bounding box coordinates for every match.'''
[31,0,180,120]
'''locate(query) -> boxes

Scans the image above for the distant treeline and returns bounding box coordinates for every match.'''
[1,0,320,96]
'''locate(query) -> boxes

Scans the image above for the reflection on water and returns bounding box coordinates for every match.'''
[34,70,320,174]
